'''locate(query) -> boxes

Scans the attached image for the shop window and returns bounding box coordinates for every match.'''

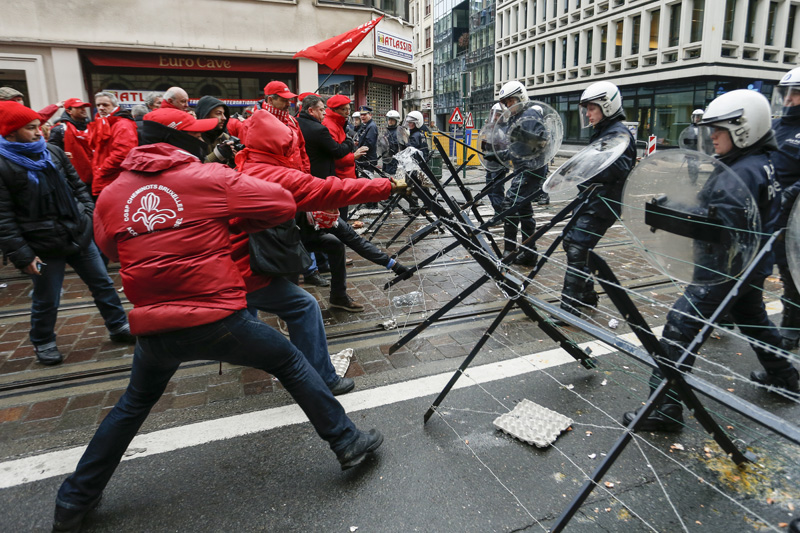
[690,0,705,43]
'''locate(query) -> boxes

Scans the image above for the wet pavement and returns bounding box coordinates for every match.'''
[0,166,797,531]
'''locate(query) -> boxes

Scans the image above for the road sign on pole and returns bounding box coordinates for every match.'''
[464,112,474,129]
[448,107,464,125]
[647,135,657,156]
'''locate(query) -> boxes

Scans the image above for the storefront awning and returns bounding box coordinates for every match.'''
[370,65,411,85]
[83,51,297,73]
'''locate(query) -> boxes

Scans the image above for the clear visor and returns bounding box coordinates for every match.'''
[771,85,800,117]
[678,125,715,155]
[579,105,592,128]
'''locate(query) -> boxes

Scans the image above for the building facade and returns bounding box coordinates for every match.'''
[494,0,800,144]
[0,0,413,121]
[403,0,435,120]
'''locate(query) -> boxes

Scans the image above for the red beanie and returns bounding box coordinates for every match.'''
[326,95,352,109]
[0,101,40,137]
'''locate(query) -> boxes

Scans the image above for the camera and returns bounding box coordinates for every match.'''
[229,136,245,152]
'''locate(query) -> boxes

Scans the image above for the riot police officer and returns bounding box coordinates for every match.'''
[482,103,507,215]
[382,109,401,175]
[403,111,429,159]
[771,66,800,350]
[623,89,799,432]
[496,81,548,266]
[558,81,635,318]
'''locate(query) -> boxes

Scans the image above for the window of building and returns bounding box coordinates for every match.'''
[521,48,527,76]
[562,36,568,68]
[723,0,736,40]
[552,0,557,19]
[533,0,538,24]
[524,2,528,29]
[649,9,660,50]
[531,46,536,75]
[600,24,608,61]
[540,43,546,73]
[690,0,705,43]
[788,4,798,48]
[745,0,758,43]
[499,12,503,37]
[587,28,594,63]
[426,27,432,49]
[615,19,623,58]
[668,3,681,47]
[551,40,556,70]
[425,0,431,16]
[563,0,569,14]
[574,33,580,66]
[513,51,518,77]
[631,14,641,54]
[766,1,778,46]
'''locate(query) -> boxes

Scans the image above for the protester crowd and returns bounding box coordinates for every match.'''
[1,71,799,533]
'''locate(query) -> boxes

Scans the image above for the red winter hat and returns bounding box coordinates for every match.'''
[264,81,297,99]
[63,97,91,109]
[297,92,319,102]
[0,101,41,137]
[143,108,219,132]
[326,95,352,109]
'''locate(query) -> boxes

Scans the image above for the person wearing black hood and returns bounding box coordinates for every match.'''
[771,67,800,351]
[556,81,635,321]
[195,95,237,167]
[621,89,799,432]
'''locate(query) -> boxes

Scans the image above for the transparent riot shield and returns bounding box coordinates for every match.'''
[621,149,760,286]
[542,132,630,194]
[491,100,563,170]
[678,125,714,155]
[786,200,800,282]
[478,107,509,172]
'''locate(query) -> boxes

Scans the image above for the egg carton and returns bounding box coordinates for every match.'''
[330,348,354,378]
[493,399,573,448]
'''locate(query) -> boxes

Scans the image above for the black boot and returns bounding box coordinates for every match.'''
[750,367,800,395]
[780,305,800,350]
[621,403,684,432]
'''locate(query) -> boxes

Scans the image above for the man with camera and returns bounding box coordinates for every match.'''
[195,95,240,167]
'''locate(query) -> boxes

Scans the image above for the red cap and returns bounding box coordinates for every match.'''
[297,92,319,102]
[143,108,219,132]
[0,101,41,137]
[264,81,297,99]
[326,95,352,109]
[63,97,91,109]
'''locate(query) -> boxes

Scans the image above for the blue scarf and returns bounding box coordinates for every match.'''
[0,136,56,184]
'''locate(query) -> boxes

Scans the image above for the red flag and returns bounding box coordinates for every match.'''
[294,16,384,71]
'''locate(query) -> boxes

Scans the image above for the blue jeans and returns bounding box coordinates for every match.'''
[56,309,358,510]
[246,277,338,386]
[30,241,128,347]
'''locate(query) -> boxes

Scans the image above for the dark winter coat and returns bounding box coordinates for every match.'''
[296,110,355,179]
[0,144,94,268]
[407,128,429,160]
[357,118,379,165]
[579,116,636,219]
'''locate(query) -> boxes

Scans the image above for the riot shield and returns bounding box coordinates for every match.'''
[621,149,760,286]
[478,108,509,172]
[786,199,800,282]
[542,132,629,194]
[491,101,563,170]
[678,125,714,155]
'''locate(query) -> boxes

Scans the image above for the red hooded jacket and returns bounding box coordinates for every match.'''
[94,142,296,335]
[230,110,392,292]
[323,111,356,180]
[89,108,138,196]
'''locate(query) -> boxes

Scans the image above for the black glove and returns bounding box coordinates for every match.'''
[391,262,412,277]
[213,141,234,162]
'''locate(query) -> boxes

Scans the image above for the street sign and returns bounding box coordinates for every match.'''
[464,112,474,129]
[449,107,464,125]
[647,135,657,156]
[460,72,472,99]
[465,130,472,144]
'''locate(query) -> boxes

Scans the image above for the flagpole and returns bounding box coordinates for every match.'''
[314,68,340,95]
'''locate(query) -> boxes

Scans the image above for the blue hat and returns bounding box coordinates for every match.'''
[359,105,373,113]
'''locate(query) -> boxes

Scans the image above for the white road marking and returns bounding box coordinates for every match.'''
[0,302,783,490]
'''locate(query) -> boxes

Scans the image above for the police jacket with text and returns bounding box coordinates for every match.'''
[0,144,94,269]
[772,106,800,222]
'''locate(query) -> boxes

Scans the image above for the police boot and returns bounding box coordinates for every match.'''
[580,278,599,308]
[780,304,800,350]
[552,276,589,326]
[750,366,800,396]
[502,222,518,260]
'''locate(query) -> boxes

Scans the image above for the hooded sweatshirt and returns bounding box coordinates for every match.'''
[195,95,233,165]
[89,107,138,196]
[94,142,296,335]
[229,110,392,292]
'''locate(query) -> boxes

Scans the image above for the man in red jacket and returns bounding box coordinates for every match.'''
[89,91,138,198]
[232,109,401,393]
[323,94,368,180]
[260,80,310,173]
[48,98,94,185]
[53,108,383,532]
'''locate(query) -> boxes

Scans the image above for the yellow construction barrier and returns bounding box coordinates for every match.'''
[429,131,483,167]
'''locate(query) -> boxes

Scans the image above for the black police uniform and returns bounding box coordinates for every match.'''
[560,114,635,312]
[772,105,800,348]
[382,125,400,175]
